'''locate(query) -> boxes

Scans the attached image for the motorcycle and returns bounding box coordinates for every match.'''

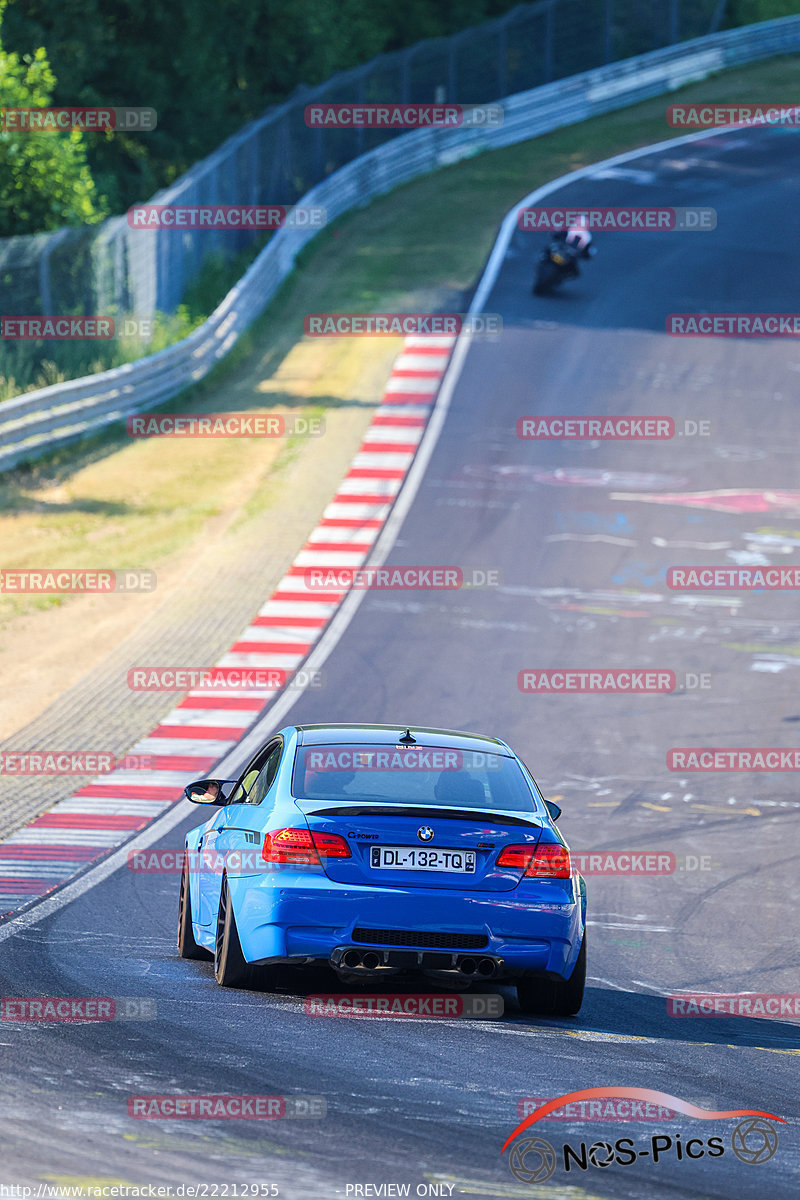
[532,238,585,296]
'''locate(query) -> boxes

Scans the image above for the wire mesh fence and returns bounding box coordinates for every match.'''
[0,0,729,328]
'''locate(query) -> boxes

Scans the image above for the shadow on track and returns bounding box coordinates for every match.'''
[506,984,800,1049]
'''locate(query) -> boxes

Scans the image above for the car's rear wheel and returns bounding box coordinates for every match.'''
[177,856,212,960]
[516,932,586,1016]
[214,873,260,988]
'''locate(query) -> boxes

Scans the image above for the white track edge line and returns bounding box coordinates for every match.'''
[0,123,742,941]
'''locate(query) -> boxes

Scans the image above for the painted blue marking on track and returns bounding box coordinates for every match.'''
[611,562,667,587]
[555,511,634,534]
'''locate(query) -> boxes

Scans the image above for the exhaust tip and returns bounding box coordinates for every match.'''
[341,949,362,969]
[459,957,477,975]
[477,957,496,977]
[361,951,380,970]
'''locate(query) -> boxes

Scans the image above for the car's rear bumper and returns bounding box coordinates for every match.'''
[222,869,586,980]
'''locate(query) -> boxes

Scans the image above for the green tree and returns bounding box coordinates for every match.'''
[724,0,800,24]
[5,0,784,226]
[1,0,522,212]
[0,0,106,235]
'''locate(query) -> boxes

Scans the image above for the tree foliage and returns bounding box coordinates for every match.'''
[1,0,523,219]
[0,0,796,232]
[0,0,105,235]
[724,0,800,24]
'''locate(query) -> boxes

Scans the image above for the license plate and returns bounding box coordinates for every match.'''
[370,846,476,873]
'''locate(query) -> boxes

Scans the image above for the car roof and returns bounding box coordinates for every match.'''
[294,723,512,754]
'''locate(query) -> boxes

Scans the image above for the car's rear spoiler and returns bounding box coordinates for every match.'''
[293,799,543,829]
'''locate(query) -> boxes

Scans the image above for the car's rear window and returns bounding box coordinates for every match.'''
[291,744,540,812]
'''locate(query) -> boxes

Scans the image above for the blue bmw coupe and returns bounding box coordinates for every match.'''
[178,723,587,1015]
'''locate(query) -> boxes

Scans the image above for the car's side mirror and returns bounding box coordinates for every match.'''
[545,799,562,822]
[184,779,237,806]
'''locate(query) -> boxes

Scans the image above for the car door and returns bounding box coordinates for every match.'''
[196,740,283,925]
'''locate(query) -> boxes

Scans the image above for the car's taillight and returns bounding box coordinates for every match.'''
[496,844,534,870]
[525,844,571,878]
[262,828,351,864]
[262,829,317,864]
[309,831,351,858]
[496,843,571,878]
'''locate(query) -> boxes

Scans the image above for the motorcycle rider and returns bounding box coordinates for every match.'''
[550,223,595,277]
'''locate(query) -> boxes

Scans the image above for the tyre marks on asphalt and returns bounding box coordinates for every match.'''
[611,488,800,514]
[0,334,456,918]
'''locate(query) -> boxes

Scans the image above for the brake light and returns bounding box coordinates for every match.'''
[261,828,351,864]
[496,843,571,878]
[525,844,571,878]
[496,845,534,870]
[262,829,317,864]
[309,831,351,858]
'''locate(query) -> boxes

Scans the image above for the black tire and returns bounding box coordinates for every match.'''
[214,873,260,988]
[177,857,212,960]
[516,932,586,1017]
[532,259,561,296]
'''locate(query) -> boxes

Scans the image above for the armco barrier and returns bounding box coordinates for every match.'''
[0,0,727,322]
[1,15,799,475]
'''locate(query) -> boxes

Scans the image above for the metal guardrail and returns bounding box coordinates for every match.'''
[2,14,799,474]
[1,0,727,321]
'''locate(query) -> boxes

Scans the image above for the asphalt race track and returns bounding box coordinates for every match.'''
[2,126,799,1198]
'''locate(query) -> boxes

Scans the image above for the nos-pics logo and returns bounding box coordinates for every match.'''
[502,1088,782,1182]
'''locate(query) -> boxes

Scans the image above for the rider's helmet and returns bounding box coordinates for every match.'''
[564,225,593,253]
